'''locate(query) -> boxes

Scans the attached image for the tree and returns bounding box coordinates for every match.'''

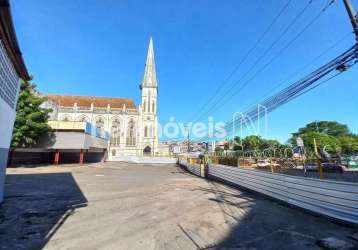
[223,142,229,156]
[292,121,350,138]
[298,132,342,155]
[290,121,357,156]
[242,135,264,151]
[215,146,224,156]
[233,136,243,151]
[11,79,51,148]
[260,139,281,150]
[338,136,358,154]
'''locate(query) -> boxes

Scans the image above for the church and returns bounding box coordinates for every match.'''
[44,38,159,159]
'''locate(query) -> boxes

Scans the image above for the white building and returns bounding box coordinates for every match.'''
[45,38,160,159]
[0,0,30,202]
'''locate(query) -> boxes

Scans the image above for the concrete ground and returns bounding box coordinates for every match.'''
[0,162,357,250]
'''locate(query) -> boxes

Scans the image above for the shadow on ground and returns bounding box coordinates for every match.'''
[200,180,358,250]
[0,172,87,249]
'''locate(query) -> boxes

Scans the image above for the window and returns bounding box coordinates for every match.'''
[126,119,136,146]
[110,119,121,146]
[95,117,105,133]
[152,101,155,113]
[144,126,148,137]
[143,100,146,112]
[77,115,89,122]
[149,125,153,137]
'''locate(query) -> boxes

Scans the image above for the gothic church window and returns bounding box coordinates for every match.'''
[110,119,121,146]
[126,119,136,146]
[95,117,105,133]
[149,125,153,137]
[144,126,148,137]
[77,115,89,122]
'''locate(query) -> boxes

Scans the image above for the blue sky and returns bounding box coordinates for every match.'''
[11,0,358,142]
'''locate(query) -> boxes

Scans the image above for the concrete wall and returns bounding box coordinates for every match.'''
[111,155,177,164]
[84,134,108,149]
[0,97,16,203]
[36,131,107,150]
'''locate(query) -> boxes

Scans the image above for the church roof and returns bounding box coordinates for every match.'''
[48,94,137,109]
[141,37,157,88]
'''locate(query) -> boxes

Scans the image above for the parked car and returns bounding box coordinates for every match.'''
[348,159,358,168]
[340,155,358,169]
[304,162,344,173]
[304,162,317,171]
[257,159,271,168]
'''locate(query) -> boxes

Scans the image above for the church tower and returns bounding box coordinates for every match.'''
[140,37,158,156]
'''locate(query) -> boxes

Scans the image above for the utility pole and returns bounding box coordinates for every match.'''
[184,125,190,161]
[313,138,324,179]
[187,129,190,154]
[343,0,358,41]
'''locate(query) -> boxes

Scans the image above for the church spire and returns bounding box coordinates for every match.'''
[141,37,157,88]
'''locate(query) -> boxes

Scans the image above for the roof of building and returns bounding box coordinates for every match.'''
[0,0,30,80]
[48,95,137,109]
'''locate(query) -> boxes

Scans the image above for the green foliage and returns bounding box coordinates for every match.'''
[261,139,281,149]
[338,136,358,154]
[242,135,263,151]
[215,146,224,156]
[241,135,283,151]
[11,80,51,148]
[299,132,342,154]
[292,121,351,137]
[290,121,358,155]
[217,121,357,159]
[233,136,243,151]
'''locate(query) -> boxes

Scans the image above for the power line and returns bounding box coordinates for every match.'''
[236,31,352,114]
[191,44,358,142]
[185,0,293,123]
[187,0,318,125]
[168,0,341,142]
[192,0,335,124]
[218,44,358,139]
[165,33,351,142]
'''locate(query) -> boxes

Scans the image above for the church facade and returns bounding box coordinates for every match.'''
[45,38,159,159]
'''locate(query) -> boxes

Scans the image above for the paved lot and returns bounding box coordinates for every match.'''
[0,162,357,250]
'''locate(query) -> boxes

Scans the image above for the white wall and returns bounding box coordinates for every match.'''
[0,97,16,149]
[0,39,21,203]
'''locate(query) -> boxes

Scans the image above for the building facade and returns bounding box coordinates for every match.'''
[0,0,30,202]
[45,38,159,159]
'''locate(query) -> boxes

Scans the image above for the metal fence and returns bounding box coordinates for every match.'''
[179,159,358,225]
[178,159,201,177]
